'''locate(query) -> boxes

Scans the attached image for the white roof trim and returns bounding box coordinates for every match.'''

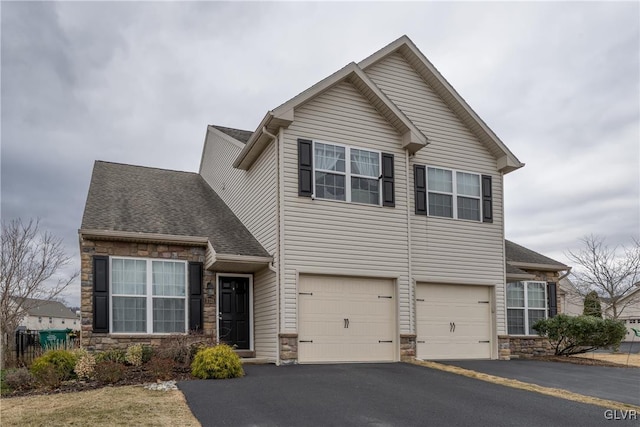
[233,62,429,170]
[360,35,524,174]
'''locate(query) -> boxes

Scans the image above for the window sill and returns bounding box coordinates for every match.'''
[311,196,384,208]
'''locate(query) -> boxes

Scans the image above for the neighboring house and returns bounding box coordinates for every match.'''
[80,35,541,363]
[558,277,584,317]
[504,240,571,356]
[14,297,79,331]
[605,285,640,342]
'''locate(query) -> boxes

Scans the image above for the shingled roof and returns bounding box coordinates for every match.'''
[13,297,77,319]
[81,161,269,257]
[210,125,253,143]
[505,240,568,269]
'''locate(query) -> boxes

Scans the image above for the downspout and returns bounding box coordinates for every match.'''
[405,150,414,338]
[263,126,281,365]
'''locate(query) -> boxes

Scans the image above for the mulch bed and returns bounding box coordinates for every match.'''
[2,365,196,399]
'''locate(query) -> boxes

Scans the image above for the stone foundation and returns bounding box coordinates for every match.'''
[80,238,216,351]
[498,336,511,360]
[507,336,553,357]
[400,334,416,361]
[279,333,298,364]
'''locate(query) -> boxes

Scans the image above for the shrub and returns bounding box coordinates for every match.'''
[94,361,126,384]
[4,368,35,392]
[125,344,143,367]
[147,357,175,381]
[533,314,627,355]
[158,335,196,365]
[95,348,126,364]
[142,345,153,364]
[30,350,77,387]
[74,349,96,380]
[191,344,244,379]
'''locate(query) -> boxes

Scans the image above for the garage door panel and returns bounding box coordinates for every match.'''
[416,284,491,360]
[299,275,396,363]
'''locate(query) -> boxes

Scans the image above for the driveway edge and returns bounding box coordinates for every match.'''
[411,360,640,412]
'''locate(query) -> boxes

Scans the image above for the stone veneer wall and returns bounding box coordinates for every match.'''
[400,334,416,361]
[279,333,298,364]
[80,239,216,351]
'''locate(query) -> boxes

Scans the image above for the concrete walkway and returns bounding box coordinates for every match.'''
[441,359,640,406]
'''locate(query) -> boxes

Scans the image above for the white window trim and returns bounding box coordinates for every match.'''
[109,256,188,335]
[312,140,382,206]
[507,281,548,336]
[215,273,254,351]
[426,166,482,221]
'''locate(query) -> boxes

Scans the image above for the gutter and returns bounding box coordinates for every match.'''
[78,229,209,246]
[232,113,274,169]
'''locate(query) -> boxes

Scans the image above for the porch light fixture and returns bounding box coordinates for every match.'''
[206,282,214,298]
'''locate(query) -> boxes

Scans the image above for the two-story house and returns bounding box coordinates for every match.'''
[80,36,563,364]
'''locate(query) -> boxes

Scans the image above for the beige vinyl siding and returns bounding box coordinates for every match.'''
[200,130,279,353]
[253,267,277,360]
[366,53,507,335]
[281,81,411,333]
[199,129,277,254]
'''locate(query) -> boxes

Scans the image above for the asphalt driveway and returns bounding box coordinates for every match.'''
[178,363,636,427]
[442,359,640,406]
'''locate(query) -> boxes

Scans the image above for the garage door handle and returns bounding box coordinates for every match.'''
[378,340,393,343]
[344,319,349,328]
[416,298,424,302]
[450,322,456,333]
[417,340,425,343]
[300,340,313,343]
[479,340,490,343]
[378,296,392,299]
[299,292,313,296]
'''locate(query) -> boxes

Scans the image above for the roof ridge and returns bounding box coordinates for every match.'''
[94,160,198,176]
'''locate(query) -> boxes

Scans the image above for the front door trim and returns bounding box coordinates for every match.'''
[216,273,254,351]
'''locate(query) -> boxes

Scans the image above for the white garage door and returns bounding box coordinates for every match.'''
[298,275,396,363]
[416,284,491,360]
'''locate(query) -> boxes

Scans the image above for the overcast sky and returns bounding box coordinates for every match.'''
[2,2,639,306]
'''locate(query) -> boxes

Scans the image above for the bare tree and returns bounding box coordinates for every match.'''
[567,235,640,319]
[0,219,78,367]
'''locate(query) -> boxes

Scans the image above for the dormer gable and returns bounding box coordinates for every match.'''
[233,62,428,170]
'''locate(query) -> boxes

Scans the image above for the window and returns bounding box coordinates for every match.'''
[314,141,380,205]
[507,281,547,335]
[111,258,187,334]
[427,167,481,221]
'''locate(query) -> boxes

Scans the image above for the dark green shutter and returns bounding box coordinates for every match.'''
[188,262,203,332]
[414,165,427,215]
[482,175,493,223]
[298,139,313,197]
[547,282,557,318]
[381,153,395,207]
[93,255,109,333]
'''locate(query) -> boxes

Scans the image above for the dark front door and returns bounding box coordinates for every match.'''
[218,276,250,349]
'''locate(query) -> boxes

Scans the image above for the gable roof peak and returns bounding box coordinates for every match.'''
[359,36,524,174]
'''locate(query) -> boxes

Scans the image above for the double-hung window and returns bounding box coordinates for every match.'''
[314,141,381,205]
[507,281,547,335]
[427,167,481,221]
[111,258,187,334]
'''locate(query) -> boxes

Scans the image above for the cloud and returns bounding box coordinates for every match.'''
[2,2,638,305]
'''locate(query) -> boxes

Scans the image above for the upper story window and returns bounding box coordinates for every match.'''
[507,281,547,335]
[427,167,481,221]
[414,165,492,222]
[111,257,187,334]
[314,141,381,205]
